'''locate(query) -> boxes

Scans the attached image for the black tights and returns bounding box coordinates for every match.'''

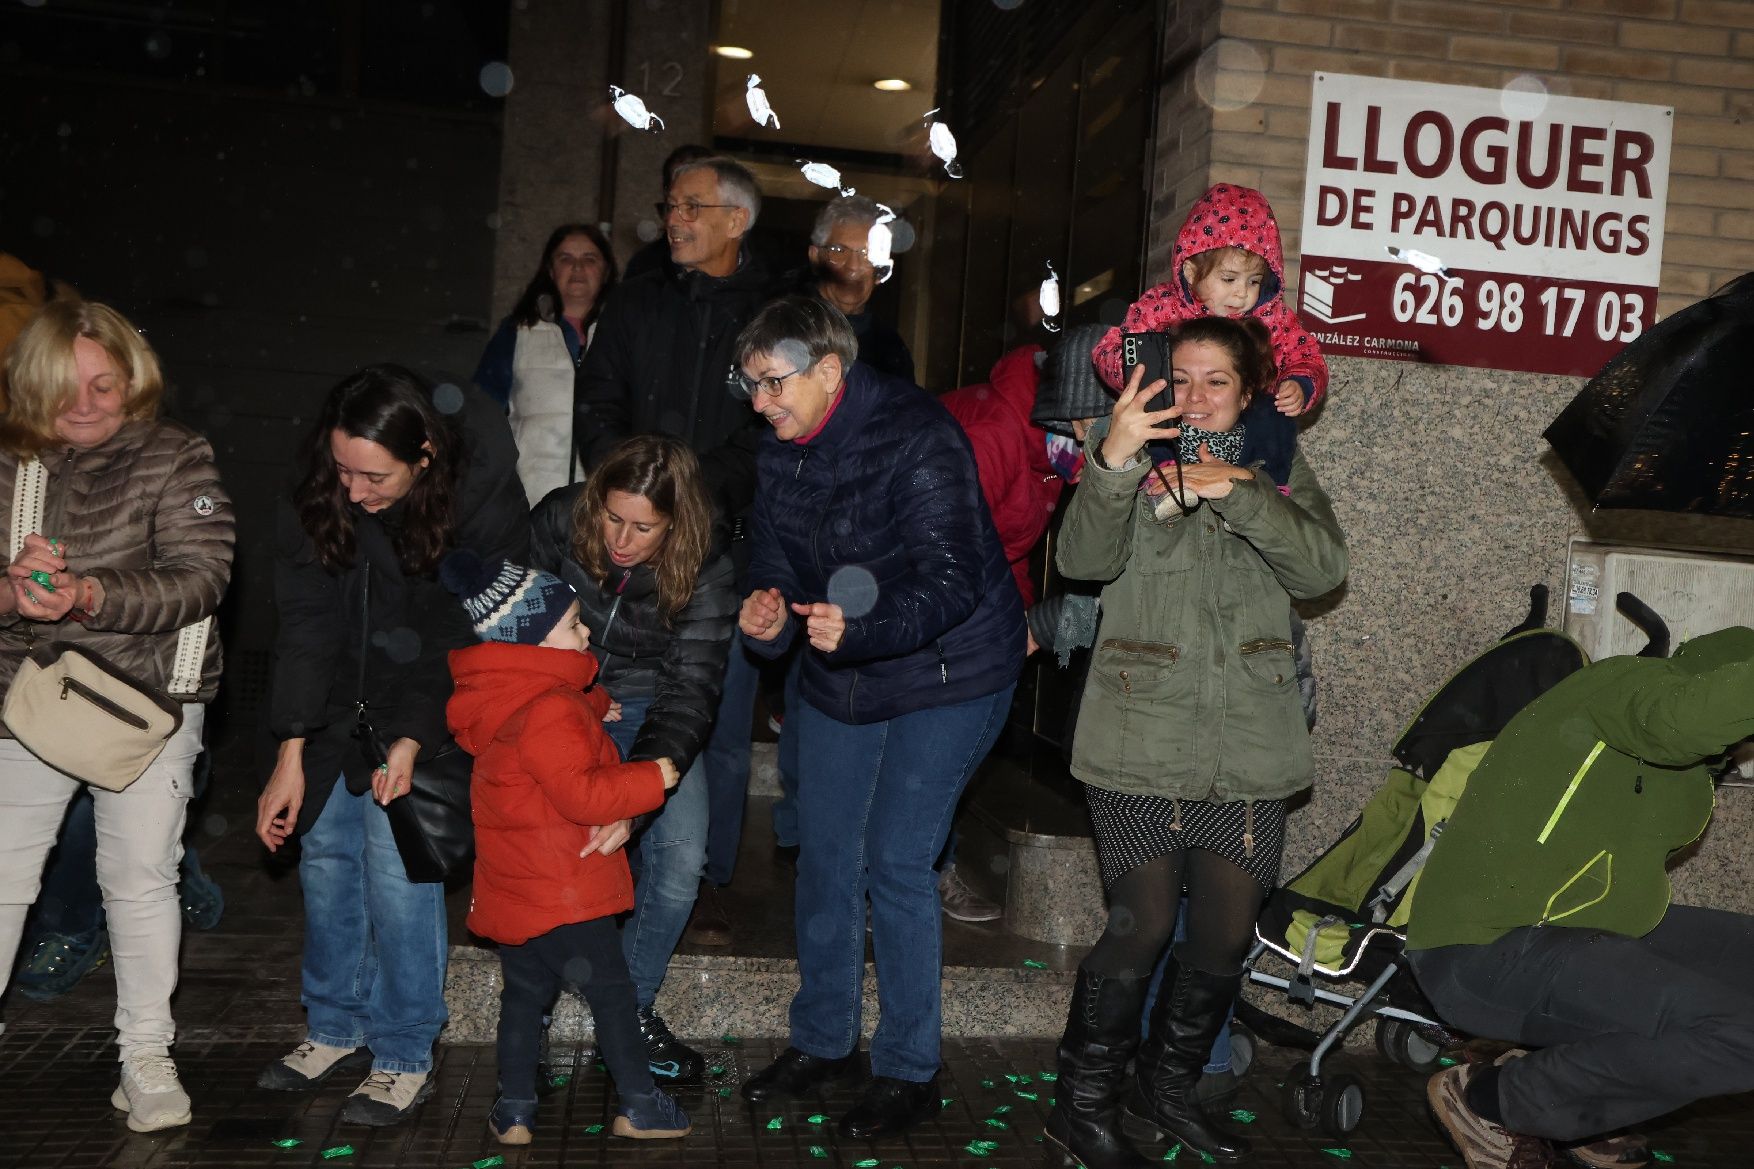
[1083,849,1266,979]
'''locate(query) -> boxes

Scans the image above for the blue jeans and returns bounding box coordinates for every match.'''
[790,684,1014,1081]
[299,779,449,1074]
[701,634,761,884]
[1142,896,1232,1074]
[771,643,804,849]
[607,696,708,1008]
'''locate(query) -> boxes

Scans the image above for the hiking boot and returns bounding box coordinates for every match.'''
[111,1051,192,1133]
[939,863,1002,923]
[636,1007,704,1083]
[683,882,733,947]
[341,1069,434,1126]
[257,1039,369,1091]
[15,926,109,1001]
[1428,1064,1560,1169]
[1561,1133,1652,1169]
[612,1086,692,1139]
[489,1096,537,1145]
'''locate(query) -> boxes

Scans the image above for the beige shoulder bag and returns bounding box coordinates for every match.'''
[1,458,212,790]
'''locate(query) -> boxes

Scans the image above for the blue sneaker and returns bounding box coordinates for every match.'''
[489,1096,536,1145]
[612,1087,691,1139]
[15,926,109,1001]
[179,855,224,931]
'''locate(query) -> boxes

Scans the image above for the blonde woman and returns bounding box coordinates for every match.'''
[0,300,234,1131]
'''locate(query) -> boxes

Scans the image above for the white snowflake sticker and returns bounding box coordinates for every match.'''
[609,85,664,132]
[746,74,781,129]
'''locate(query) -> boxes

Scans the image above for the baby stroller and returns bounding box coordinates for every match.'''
[1238,585,1614,1139]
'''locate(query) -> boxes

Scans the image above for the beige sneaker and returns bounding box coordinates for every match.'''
[1427,1064,1559,1169]
[258,1039,366,1091]
[342,1069,434,1126]
[111,1052,193,1133]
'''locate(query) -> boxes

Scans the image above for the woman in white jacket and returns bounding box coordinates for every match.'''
[474,224,619,505]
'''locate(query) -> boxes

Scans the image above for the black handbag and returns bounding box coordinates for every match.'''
[354,561,475,884]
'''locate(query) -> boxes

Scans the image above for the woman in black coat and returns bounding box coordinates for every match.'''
[527,434,737,1084]
[255,366,528,1127]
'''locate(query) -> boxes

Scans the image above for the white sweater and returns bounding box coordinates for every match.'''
[507,320,589,505]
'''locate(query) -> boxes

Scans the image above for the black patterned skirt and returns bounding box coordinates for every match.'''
[1084,786,1287,891]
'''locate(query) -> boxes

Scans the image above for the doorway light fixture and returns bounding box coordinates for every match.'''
[712,45,755,59]
[872,78,913,92]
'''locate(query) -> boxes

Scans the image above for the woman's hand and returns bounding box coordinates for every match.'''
[1100,363,1181,470]
[257,739,307,852]
[373,736,421,805]
[790,601,847,653]
[6,533,81,621]
[655,757,680,789]
[581,818,632,857]
[740,587,789,641]
[1178,443,1257,500]
[603,699,623,723]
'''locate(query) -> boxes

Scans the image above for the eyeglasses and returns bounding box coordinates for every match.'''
[818,243,871,264]
[655,201,737,223]
[729,362,812,400]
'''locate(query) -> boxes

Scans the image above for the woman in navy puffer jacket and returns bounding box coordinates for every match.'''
[733,296,1023,1139]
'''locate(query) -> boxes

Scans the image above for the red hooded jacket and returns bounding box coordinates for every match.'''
[940,344,1063,606]
[447,642,667,946]
[1092,184,1328,408]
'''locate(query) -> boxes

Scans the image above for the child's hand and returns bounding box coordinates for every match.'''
[1274,378,1306,416]
[656,757,680,789]
[603,699,622,723]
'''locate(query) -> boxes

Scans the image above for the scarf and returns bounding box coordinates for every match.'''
[1045,432,1085,483]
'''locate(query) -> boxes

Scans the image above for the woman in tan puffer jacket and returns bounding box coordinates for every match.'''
[0,300,234,1134]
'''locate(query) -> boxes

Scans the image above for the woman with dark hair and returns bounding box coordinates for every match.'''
[528,433,736,1084]
[1043,316,1346,1169]
[732,296,1024,1140]
[474,224,619,504]
[254,364,528,1127]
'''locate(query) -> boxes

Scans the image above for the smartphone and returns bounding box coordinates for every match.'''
[1121,332,1174,414]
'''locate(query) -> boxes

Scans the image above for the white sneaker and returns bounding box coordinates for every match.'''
[342,1069,434,1126]
[111,1052,193,1132]
[939,863,1003,923]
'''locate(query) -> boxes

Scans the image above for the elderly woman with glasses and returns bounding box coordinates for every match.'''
[732,295,1024,1140]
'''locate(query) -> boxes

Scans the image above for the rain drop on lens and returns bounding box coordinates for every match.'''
[432,383,465,415]
[478,61,514,97]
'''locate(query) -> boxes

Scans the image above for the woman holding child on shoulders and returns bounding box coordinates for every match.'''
[1046,316,1347,1169]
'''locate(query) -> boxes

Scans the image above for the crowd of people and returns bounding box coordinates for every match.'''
[0,147,1749,1169]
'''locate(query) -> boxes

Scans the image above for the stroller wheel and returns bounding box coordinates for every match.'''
[1319,1071,1366,1139]
[1280,1063,1321,1130]
[1376,1019,1444,1074]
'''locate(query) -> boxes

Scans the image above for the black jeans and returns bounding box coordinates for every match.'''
[1408,904,1754,1141]
[496,918,654,1104]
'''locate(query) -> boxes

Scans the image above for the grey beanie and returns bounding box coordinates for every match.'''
[1031,322,1114,437]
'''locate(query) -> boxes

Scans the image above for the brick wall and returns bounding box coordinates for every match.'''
[1149,0,1754,319]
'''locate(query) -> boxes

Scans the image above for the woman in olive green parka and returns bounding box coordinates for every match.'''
[1042,317,1346,1169]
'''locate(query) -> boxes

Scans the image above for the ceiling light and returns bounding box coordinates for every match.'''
[712,45,754,60]
[872,78,913,92]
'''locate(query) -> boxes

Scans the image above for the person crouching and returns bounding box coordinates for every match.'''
[441,551,686,1144]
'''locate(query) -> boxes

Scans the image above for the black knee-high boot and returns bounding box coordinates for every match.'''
[1043,968,1155,1169]
[1123,948,1250,1162]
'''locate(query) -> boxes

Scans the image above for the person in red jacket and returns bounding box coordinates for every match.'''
[441,552,686,1146]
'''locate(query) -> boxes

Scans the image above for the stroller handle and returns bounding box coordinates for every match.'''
[1615,591,1671,659]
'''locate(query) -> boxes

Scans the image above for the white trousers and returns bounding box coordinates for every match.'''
[0,705,203,1059]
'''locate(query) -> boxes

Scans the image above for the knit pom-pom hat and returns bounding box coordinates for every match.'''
[439,549,577,646]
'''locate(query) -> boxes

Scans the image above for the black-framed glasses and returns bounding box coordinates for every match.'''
[655,200,737,223]
[728,362,812,400]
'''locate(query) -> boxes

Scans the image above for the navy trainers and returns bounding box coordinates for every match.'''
[612,1086,691,1139]
[489,1096,537,1145]
[16,926,109,1001]
[636,1006,704,1082]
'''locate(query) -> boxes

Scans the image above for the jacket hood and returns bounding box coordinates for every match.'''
[985,344,1045,419]
[1172,184,1286,311]
[447,642,600,752]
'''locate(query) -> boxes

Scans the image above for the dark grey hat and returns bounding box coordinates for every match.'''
[1031,322,1114,437]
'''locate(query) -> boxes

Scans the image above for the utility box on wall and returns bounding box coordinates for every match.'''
[1563,539,1754,661]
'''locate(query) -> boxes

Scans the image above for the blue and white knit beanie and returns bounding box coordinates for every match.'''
[439,550,576,646]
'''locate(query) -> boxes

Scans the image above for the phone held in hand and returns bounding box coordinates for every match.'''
[1121,332,1174,414]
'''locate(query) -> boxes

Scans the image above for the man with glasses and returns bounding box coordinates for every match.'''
[573,153,780,1082]
[800,195,914,383]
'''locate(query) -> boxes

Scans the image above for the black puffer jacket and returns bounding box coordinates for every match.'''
[269,384,530,835]
[745,361,1025,724]
[528,484,737,772]
[574,250,781,521]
